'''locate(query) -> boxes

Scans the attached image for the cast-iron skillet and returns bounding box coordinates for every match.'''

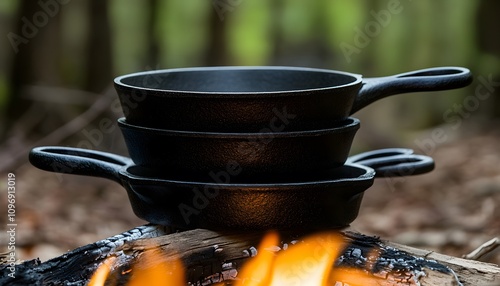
[114,66,472,132]
[29,147,434,230]
[118,117,360,176]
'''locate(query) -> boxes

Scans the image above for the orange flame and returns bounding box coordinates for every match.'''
[235,231,280,286]
[266,232,343,286]
[128,249,185,286]
[88,232,376,286]
[87,247,185,286]
[236,231,374,286]
[329,268,381,286]
[87,257,116,286]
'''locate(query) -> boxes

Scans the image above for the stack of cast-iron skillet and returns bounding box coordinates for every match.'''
[29,66,472,231]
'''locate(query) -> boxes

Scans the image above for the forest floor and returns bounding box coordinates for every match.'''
[1,122,499,266]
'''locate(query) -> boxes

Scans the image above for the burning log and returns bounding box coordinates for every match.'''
[1,224,499,286]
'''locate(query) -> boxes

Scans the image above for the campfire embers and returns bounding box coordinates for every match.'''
[85,229,464,285]
[234,232,354,286]
[88,232,376,286]
[88,249,185,286]
[88,257,115,286]
[28,65,473,285]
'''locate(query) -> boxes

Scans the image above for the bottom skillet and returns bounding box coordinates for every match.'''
[29,147,434,230]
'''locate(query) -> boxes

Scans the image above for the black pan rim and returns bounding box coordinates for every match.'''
[113,66,363,98]
[117,117,360,137]
[119,163,376,188]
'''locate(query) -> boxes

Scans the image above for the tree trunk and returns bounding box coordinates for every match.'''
[146,0,160,68]
[4,0,62,138]
[84,0,112,93]
[476,0,500,117]
[205,7,227,66]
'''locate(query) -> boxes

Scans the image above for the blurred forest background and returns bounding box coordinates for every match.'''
[0,0,499,265]
[0,0,500,160]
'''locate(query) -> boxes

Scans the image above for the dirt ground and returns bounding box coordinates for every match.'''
[0,123,499,266]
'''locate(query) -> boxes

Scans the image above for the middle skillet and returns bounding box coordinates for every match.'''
[118,117,360,177]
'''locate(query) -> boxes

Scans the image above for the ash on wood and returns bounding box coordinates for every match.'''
[1,225,499,286]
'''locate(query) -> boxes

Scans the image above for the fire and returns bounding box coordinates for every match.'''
[127,249,185,286]
[87,247,185,286]
[88,232,375,286]
[234,232,280,286]
[87,257,116,286]
[235,231,374,286]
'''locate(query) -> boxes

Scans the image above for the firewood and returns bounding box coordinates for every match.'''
[1,224,499,286]
[463,237,500,261]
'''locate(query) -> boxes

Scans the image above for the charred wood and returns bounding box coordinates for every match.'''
[1,225,499,286]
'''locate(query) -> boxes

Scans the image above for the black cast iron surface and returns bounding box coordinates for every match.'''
[118,117,360,177]
[29,147,434,230]
[114,66,472,132]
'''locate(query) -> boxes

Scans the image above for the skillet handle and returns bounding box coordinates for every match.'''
[351,67,472,114]
[346,148,413,163]
[347,148,434,177]
[29,146,132,184]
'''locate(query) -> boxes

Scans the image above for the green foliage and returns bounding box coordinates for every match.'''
[280,0,320,43]
[324,0,367,70]
[110,0,150,73]
[227,0,272,65]
[0,0,17,13]
[158,0,211,68]
[0,76,8,109]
